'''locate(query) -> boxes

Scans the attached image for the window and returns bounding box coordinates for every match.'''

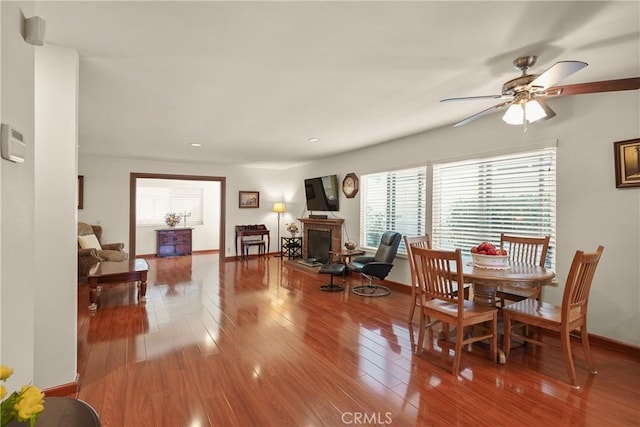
[360,166,427,255]
[136,179,204,226]
[432,147,556,267]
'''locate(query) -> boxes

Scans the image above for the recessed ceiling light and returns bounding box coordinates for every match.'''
[308,138,319,143]
[189,143,202,147]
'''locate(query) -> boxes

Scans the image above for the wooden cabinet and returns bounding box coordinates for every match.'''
[156,228,193,257]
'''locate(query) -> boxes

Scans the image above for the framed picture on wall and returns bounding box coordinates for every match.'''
[614,138,640,188]
[239,191,260,208]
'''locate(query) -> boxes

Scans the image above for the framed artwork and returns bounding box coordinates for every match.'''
[614,138,640,188]
[77,175,84,209]
[239,191,260,208]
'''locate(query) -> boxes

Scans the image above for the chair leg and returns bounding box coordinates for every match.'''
[580,323,597,374]
[503,312,512,360]
[408,287,417,323]
[490,315,498,363]
[452,323,464,375]
[415,313,426,355]
[426,316,435,348]
[561,328,579,388]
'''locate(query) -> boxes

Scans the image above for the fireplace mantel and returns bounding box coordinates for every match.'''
[298,217,344,260]
[299,217,344,227]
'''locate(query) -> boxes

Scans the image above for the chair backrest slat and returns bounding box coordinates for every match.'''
[562,246,604,318]
[404,235,431,287]
[500,233,550,267]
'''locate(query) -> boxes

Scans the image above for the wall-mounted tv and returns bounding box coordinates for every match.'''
[304,175,339,212]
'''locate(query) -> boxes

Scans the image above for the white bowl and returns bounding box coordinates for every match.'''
[471,253,509,268]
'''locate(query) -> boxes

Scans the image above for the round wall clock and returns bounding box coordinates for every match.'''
[342,173,359,198]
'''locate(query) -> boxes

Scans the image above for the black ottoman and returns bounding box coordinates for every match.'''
[319,263,346,292]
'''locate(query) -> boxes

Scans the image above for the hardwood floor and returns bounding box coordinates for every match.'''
[76,254,640,426]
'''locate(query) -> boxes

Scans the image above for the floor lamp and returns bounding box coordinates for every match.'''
[272,202,286,257]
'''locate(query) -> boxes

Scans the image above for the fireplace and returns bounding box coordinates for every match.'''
[299,217,344,262]
[307,229,331,263]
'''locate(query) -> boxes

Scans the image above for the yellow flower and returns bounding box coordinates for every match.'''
[14,385,45,421]
[0,365,13,381]
[0,385,6,399]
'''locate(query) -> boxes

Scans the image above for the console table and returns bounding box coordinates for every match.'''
[235,224,270,258]
[156,228,193,257]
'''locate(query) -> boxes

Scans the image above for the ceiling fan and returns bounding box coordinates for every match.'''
[441,55,640,127]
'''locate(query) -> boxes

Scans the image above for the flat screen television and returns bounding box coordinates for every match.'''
[304,175,340,212]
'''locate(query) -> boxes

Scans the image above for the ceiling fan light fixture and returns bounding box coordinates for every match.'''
[525,99,547,123]
[535,98,557,121]
[502,99,550,125]
[502,103,525,125]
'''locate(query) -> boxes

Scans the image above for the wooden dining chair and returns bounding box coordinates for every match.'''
[411,246,498,375]
[502,245,604,388]
[404,235,432,324]
[496,233,551,307]
[405,235,471,324]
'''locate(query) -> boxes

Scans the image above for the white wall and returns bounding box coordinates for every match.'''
[34,43,78,388]
[135,178,221,255]
[293,91,640,346]
[1,1,37,390]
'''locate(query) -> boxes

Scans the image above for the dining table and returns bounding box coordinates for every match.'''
[459,259,556,363]
[461,260,556,307]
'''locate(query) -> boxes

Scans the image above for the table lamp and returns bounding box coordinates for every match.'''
[272,202,286,257]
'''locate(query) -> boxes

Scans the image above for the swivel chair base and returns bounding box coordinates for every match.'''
[352,284,390,297]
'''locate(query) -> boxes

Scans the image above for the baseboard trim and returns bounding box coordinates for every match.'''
[582,333,640,361]
[137,249,219,259]
[43,373,79,397]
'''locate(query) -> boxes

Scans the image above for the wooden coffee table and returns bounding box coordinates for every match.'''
[87,259,149,311]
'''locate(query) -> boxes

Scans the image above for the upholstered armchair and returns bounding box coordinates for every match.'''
[78,222,128,278]
[348,231,402,297]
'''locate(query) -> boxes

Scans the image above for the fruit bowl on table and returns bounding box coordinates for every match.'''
[471,253,509,268]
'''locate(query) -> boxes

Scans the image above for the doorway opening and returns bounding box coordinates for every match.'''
[129,173,226,260]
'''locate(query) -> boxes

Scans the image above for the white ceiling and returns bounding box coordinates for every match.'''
[35,1,639,169]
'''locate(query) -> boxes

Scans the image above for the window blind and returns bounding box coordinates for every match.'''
[360,166,427,255]
[136,179,204,226]
[432,147,556,267]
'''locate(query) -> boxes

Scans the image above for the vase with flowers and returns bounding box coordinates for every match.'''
[285,222,299,237]
[164,212,182,227]
[1,365,45,427]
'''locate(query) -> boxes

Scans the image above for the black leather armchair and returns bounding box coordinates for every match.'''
[348,231,402,297]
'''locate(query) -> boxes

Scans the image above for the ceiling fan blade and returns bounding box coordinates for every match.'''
[441,94,511,103]
[452,101,512,127]
[544,77,640,96]
[536,98,556,121]
[529,60,588,90]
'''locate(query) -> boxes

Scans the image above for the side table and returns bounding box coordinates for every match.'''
[281,236,303,259]
[330,249,366,266]
[5,397,101,426]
